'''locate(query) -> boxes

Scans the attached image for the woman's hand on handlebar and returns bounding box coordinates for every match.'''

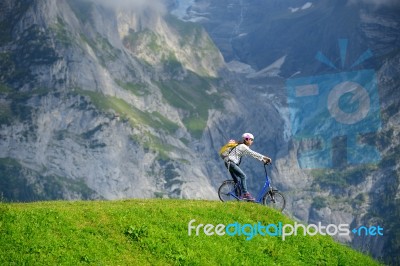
[263,157,272,164]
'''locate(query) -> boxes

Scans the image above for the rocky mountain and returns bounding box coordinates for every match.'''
[0,0,399,263]
[183,0,400,263]
[0,0,228,201]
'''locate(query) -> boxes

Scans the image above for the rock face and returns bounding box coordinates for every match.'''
[0,0,227,201]
[1,0,399,263]
[184,0,400,263]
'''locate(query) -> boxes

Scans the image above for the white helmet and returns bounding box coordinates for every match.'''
[242,132,254,140]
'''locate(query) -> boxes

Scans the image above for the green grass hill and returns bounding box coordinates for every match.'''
[0,199,381,265]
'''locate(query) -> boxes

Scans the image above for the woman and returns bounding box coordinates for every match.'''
[225,133,271,201]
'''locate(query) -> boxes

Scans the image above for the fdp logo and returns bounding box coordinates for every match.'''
[286,39,381,168]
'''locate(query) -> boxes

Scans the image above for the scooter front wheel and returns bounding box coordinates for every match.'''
[263,191,286,212]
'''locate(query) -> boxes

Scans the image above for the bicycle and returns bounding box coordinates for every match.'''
[218,162,286,212]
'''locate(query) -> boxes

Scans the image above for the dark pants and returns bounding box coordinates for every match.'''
[225,161,248,194]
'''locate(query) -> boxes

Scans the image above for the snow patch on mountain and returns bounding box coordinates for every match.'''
[289,2,313,13]
[246,56,286,78]
[226,60,255,75]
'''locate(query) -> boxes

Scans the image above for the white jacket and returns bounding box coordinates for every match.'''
[227,144,265,165]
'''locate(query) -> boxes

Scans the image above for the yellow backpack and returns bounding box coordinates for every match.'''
[219,140,238,159]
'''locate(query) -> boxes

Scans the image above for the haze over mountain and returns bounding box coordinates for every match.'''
[0,0,399,263]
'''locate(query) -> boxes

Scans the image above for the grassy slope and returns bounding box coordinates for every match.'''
[0,199,381,265]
